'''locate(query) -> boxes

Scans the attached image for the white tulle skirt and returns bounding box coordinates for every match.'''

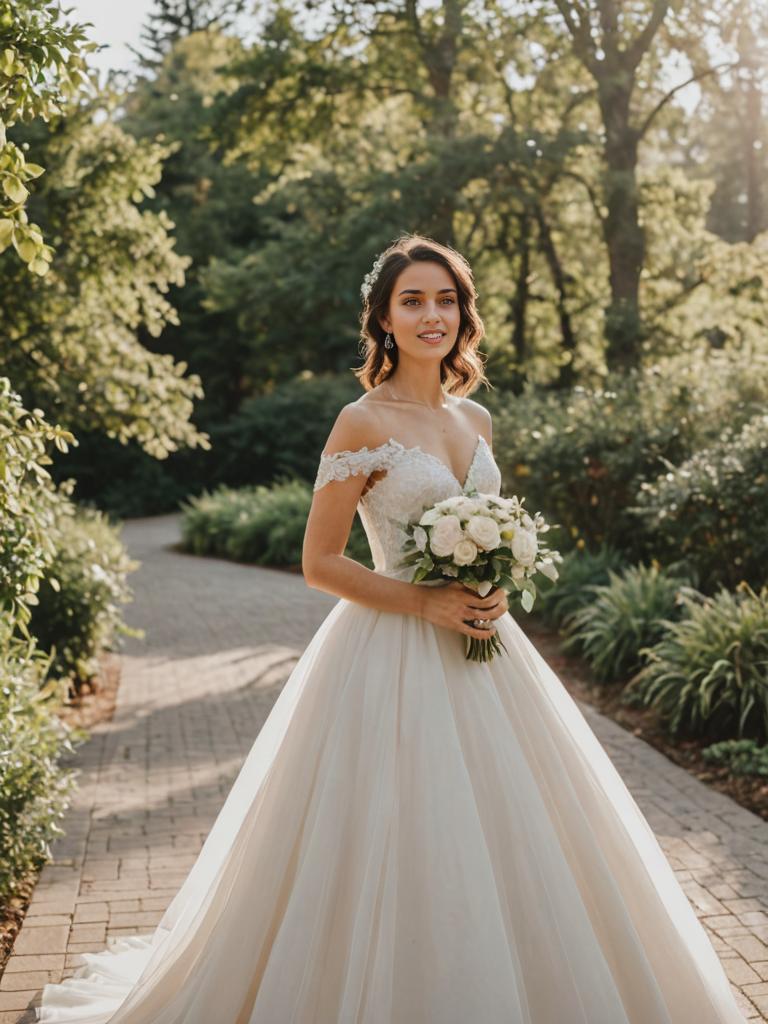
[36,598,747,1023]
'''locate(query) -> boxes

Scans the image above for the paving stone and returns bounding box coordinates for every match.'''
[0,974,59,993]
[11,927,69,957]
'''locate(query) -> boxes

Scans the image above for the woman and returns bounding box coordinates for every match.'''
[37,234,748,1022]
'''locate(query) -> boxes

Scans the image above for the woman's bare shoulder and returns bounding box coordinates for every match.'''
[457,395,493,441]
[321,397,390,456]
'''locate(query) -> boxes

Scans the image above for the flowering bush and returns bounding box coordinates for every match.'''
[628,413,768,592]
[489,349,768,562]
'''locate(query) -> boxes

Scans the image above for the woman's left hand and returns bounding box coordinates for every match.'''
[462,584,509,625]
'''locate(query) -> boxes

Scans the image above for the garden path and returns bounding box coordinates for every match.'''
[1,513,767,1021]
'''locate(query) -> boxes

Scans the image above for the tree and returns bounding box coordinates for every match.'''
[545,0,737,371]
[1,96,209,458]
[121,28,261,424]
[683,1,768,242]
[131,0,247,68]
[0,0,95,272]
[207,0,597,389]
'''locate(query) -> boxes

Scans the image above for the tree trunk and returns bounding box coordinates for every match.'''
[510,210,531,369]
[598,77,645,372]
[534,200,577,388]
[410,0,462,245]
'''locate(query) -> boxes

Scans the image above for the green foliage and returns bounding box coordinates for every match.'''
[0,379,84,903]
[31,508,139,690]
[537,543,628,629]
[209,373,365,490]
[0,378,139,689]
[133,1,246,68]
[120,28,261,427]
[0,377,75,633]
[491,347,768,564]
[560,564,692,685]
[623,584,768,743]
[0,627,79,899]
[629,411,768,592]
[701,739,768,778]
[2,100,210,459]
[180,477,372,569]
[0,0,96,271]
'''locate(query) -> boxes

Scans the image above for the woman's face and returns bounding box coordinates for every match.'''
[379,260,461,360]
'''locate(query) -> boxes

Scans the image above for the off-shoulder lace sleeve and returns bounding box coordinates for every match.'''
[313,440,402,493]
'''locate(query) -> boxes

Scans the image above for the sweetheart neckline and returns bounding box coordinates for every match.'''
[382,432,487,492]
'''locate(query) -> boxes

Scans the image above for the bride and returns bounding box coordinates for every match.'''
[36,234,748,1023]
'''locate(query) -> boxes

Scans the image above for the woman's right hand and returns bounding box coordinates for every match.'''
[417,580,500,640]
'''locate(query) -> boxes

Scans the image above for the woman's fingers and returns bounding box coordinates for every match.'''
[465,593,508,618]
[462,619,497,639]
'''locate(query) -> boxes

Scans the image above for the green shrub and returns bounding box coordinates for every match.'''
[628,412,768,592]
[223,479,315,565]
[0,378,76,634]
[30,507,139,691]
[0,629,80,898]
[560,563,692,684]
[537,543,628,628]
[490,348,768,561]
[701,739,768,778]
[180,478,373,569]
[207,373,364,491]
[54,429,193,518]
[623,583,768,743]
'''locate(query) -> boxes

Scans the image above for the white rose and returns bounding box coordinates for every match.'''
[452,497,482,517]
[512,528,538,566]
[413,526,428,552]
[419,507,443,526]
[430,515,464,557]
[535,559,559,582]
[439,496,465,511]
[466,514,501,551]
[453,539,478,565]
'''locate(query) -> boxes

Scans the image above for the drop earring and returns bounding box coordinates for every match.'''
[384,332,394,350]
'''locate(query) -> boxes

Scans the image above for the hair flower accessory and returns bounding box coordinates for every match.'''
[360,250,388,302]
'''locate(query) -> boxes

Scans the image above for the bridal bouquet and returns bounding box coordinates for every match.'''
[397,490,561,663]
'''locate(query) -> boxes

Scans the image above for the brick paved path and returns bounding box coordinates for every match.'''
[2,513,767,1021]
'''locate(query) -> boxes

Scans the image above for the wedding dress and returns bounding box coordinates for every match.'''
[35,431,749,1023]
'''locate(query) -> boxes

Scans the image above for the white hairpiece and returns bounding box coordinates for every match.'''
[360,250,388,302]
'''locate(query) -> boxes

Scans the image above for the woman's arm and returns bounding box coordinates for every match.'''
[302,402,426,617]
[302,401,504,639]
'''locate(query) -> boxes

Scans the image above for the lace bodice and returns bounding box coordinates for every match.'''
[313,433,502,581]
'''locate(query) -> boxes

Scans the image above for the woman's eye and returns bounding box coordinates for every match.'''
[403,297,455,305]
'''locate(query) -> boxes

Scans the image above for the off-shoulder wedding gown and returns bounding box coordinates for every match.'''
[37,432,748,1023]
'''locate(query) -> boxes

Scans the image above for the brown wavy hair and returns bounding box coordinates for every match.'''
[354,232,491,397]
